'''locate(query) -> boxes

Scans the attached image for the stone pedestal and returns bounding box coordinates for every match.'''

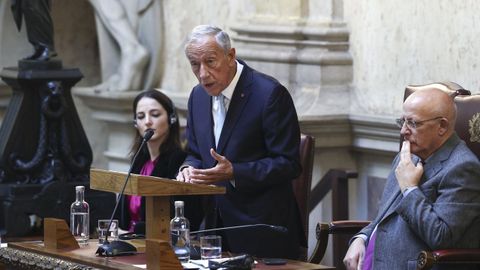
[0,62,91,183]
[73,88,137,172]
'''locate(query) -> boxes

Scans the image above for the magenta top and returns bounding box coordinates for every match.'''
[126,158,157,232]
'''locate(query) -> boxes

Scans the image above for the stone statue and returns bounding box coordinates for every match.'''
[88,0,162,92]
[11,0,57,61]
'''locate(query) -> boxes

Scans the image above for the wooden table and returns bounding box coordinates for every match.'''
[2,240,335,270]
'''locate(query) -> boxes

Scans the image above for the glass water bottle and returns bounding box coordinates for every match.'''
[70,185,89,245]
[170,200,190,262]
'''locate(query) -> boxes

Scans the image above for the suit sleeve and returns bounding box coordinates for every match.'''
[183,88,203,169]
[167,150,187,179]
[395,159,480,249]
[232,85,301,191]
[355,155,402,244]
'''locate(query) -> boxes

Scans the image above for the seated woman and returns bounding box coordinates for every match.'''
[119,89,203,234]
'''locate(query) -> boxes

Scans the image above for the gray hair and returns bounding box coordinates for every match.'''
[184,25,231,54]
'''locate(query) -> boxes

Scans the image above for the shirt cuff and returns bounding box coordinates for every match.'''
[354,234,368,242]
[179,164,190,173]
[403,186,418,197]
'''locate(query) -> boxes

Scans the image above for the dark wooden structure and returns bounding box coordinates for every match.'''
[0,60,115,237]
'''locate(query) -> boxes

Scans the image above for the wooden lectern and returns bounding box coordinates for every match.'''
[90,168,226,269]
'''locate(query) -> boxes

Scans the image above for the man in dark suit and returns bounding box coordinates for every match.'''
[344,88,480,270]
[177,25,305,259]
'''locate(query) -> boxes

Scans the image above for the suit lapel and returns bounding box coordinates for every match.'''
[216,65,253,153]
[197,91,216,149]
[421,133,460,180]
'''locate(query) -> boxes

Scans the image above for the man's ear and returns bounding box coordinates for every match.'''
[228,48,236,63]
[438,118,449,136]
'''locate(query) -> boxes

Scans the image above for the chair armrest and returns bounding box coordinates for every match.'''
[417,249,480,270]
[308,220,370,264]
[328,220,370,234]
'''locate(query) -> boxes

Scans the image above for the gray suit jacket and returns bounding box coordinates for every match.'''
[359,133,480,270]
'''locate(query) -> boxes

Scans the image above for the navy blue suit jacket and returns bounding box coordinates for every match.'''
[184,60,305,259]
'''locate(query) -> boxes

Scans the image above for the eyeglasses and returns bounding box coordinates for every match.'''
[395,116,443,129]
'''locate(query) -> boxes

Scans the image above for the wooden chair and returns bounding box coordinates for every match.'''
[312,82,480,269]
[292,134,315,261]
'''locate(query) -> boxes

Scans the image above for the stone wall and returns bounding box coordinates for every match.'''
[345,0,480,117]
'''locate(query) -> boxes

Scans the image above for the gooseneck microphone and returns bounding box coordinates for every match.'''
[190,224,288,235]
[96,128,155,257]
[142,128,155,142]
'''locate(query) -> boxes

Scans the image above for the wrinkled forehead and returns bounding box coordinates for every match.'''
[186,38,224,58]
[403,94,435,119]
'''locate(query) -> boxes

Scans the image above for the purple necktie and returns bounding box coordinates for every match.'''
[362,229,377,270]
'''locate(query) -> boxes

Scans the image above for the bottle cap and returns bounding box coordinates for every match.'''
[75,186,85,191]
[174,201,184,207]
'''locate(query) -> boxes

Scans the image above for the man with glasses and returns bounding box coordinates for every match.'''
[344,88,480,270]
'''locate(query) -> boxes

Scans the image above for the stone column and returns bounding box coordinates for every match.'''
[230,0,352,117]
[73,88,137,172]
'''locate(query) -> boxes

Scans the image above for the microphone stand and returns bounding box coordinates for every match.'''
[96,129,155,257]
[188,224,287,260]
[190,224,288,235]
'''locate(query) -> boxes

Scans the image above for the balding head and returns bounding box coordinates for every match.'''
[401,88,457,159]
[405,88,457,131]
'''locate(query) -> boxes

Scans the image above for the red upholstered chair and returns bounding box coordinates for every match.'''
[292,134,315,261]
[311,82,480,269]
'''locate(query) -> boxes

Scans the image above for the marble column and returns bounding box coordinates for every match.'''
[73,88,137,172]
[230,0,352,117]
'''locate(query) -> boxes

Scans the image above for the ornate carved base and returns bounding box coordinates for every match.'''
[0,63,114,237]
[73,87,138,171]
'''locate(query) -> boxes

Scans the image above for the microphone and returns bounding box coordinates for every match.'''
[96,128,155,257]
[190,224,288,235]
[142,128,155,141]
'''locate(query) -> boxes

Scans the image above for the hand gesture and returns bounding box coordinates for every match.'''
[395,140,424,192]
[179,149,234,184]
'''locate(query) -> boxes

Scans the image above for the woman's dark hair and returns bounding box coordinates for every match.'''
[130,89,181,160]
